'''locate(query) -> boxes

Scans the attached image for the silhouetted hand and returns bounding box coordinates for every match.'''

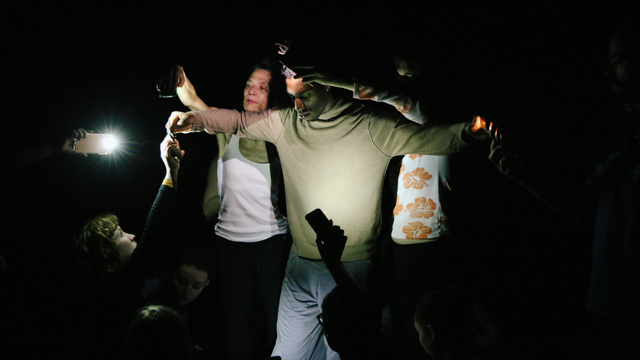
[316,220,348,265]
[489,140,527,181]
[64,128,89,156]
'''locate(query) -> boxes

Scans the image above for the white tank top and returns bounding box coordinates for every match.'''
[215,135,288,242]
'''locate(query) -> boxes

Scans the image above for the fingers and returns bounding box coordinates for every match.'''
[166,112,185,133]
[275,42,290,55]
[161,135,183,164]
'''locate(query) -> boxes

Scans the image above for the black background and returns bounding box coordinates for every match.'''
[1,2,630,358]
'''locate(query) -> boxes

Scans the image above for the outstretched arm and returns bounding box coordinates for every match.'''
[489,140,595,221]
[166,107,285,144]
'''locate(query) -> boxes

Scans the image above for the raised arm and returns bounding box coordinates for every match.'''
[311,216,361,290]
[291,65,429,124]
[171,65,219,112]
[160,135,184,189]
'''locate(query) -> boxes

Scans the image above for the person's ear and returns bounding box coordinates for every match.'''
[427,324,435,340]
[205,280,210,287]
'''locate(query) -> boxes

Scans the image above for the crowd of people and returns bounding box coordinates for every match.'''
[2,19,639,360]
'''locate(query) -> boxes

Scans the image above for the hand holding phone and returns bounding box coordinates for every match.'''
[306,209,347,264]
[74,133,117,155]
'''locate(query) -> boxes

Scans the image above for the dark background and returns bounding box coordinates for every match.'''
[1,2,630,359]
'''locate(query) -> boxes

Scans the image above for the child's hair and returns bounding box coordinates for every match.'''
[74,213,126,276]
[123,305,192,360]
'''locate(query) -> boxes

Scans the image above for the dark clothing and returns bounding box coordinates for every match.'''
[85,184,179,360]
[392,240,454,360]
[214,233,290,360]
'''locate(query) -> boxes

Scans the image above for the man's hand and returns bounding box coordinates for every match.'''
[166,111,195,134]
[488,140,527,182]
[464,115,496,141]
[316,220,348,265]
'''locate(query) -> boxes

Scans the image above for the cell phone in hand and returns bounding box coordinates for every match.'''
[74,133,117,155]
[167,132,183,160]
[305,208,331,235]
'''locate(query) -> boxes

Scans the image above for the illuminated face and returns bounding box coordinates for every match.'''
[113,226,136,258]
[243,69,272,112]
[605,32,640,105]
[171,264,209,306]
[286,78,333,121]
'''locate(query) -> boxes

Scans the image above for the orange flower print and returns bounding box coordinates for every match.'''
[358,85,378,100]
[402,168,432,189]
[405,197,436,218]
[398,163,405,178]
[393,196,403,216]
[408,154,423,160]
[402,222,432,239]
[395,96,414,114]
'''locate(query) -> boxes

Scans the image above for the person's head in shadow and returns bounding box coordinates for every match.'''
[167,247,211,307]
[74,213,135,277]
[122,305,192,360]
[414,287,476,360]
[321,284,381,359]
[605,20,640,117]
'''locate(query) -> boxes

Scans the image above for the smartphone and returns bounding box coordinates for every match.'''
[167,132,183,160]
[75,133,117,155]
[305,208,331,235]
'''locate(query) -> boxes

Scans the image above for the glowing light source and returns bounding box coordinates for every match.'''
[103,135,118,151]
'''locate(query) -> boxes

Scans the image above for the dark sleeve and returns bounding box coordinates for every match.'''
[117,184,178,284]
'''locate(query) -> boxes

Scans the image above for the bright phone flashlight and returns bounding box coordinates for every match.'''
[103,135,118,151]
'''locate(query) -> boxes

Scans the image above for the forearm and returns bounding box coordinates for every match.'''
[189,108,282,142]
[324,260,361,290]
[354,80,427,124]
[515,173,595,221]
[177,79,217,112]
[164,169,178,189]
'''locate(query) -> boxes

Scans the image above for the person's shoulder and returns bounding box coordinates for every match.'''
[272,106,296,122]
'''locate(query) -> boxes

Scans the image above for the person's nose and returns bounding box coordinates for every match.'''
[129,233,136,242]
[248,85,257,95]
[295,98,305,111]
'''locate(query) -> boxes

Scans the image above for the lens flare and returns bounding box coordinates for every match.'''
[103,135,118,151]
